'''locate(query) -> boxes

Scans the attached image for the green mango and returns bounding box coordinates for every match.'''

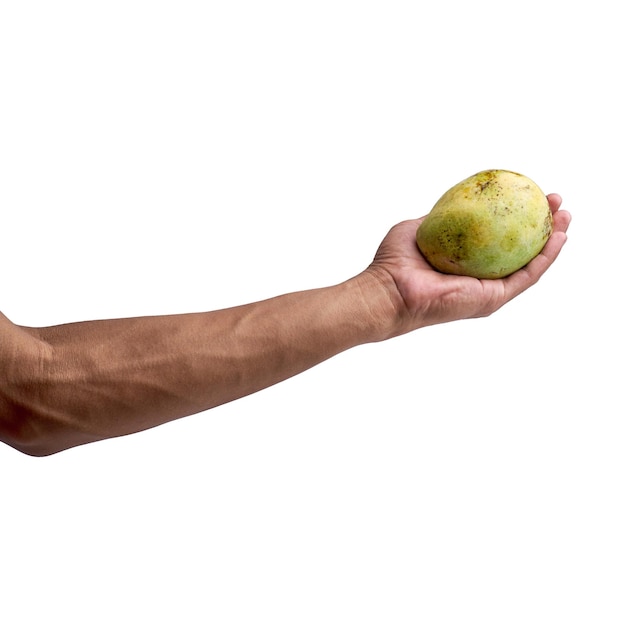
[416,170,553,279]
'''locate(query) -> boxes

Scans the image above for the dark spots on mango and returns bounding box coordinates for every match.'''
[501,230,520,252]
[417,170,551,278]
[472,170,498,193]
[433,215,488,262]
[491,204,512,217]
[437,229,468,261]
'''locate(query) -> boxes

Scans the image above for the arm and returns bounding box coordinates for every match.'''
[0,195,570,456]
[1,277,394,456]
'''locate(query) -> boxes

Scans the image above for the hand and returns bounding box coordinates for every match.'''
[365,194,571,337]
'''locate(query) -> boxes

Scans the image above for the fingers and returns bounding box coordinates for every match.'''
[547,193,562,213]
[500,197,571,299]
[552,207,572,235]
[546,192,571,237]
[503,226,569,300]
[547,192,572,233]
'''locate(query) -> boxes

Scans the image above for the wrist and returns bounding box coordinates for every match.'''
[347,269,407,343]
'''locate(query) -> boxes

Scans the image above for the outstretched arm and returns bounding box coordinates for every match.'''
[0,195,570,456]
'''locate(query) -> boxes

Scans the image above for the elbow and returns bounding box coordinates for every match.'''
[0,393,101,456]
[4,438,61,458]
[1,416,91,457]
[1,370,91,457]
[1,426,54,458]
[1,380,107,456]
[4,434,88,459]
[0,402,70,457]
[11,439,72,459]
[0,320,88,457]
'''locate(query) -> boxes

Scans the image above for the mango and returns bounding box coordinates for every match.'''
[416,169,553,279]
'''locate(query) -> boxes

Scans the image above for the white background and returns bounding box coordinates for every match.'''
[1,1,624,624]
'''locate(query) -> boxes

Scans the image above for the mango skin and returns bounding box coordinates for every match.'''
[416,170,553,279]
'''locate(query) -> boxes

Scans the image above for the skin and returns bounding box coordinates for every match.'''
[416,170,554,278]
[0,195,570,456]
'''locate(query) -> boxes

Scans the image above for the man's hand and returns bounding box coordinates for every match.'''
[365,194,571,337]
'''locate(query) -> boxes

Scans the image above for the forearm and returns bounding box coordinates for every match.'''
[3,272,397,455]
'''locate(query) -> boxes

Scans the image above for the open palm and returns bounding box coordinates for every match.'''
[367,194,571,335]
